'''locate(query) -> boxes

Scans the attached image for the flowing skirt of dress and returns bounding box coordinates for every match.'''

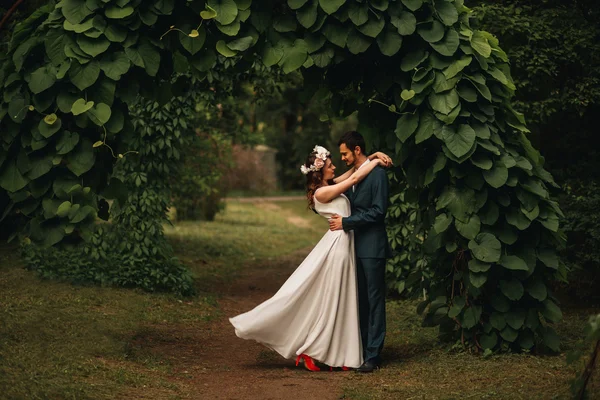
[229,229,363,368]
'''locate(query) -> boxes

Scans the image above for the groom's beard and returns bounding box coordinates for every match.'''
[346,152,357,167]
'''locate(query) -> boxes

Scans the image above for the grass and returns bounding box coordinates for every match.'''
[0,200,323,400]
[341,300,600,400]
[225,189,305,198]
[0,198,598,399]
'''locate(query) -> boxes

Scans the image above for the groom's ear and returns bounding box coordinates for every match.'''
[354,146,362,156]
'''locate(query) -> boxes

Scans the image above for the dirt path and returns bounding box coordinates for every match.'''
[130,248,355,400]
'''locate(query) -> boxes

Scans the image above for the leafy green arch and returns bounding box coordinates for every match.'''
[0,0,565,352]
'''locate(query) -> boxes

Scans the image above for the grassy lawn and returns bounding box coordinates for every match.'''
[0,200,323,400]
[342,300,599,400]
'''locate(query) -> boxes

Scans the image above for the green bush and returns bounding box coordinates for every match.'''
[172,130,231,221]
[561,181,600,303]
[22,225,195,296]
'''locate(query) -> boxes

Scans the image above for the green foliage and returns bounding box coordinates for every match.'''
[172,127,232,221]
[22,225,194,295]
[561,181,600,302]
[385,185,428,298]
[470,0,600,124]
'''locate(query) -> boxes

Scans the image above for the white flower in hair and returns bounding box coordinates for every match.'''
[299,145,331,175]
[313,145,330,161]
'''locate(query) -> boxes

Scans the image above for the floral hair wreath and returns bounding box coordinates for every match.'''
[300,145,330,175]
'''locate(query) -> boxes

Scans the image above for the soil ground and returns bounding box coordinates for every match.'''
[122,248,351,400]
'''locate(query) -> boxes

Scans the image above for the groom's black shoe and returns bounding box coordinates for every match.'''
[356,360,379,373]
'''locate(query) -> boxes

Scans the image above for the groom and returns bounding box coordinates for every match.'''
[329,131,390,373]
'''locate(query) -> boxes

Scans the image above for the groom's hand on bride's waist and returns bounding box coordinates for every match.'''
[329,214,343,231]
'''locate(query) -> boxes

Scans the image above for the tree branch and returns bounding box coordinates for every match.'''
[0,0,25,31]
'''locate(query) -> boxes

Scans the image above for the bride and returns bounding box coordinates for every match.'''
[229,145,390,371]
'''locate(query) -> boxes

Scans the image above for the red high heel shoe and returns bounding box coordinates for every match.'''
[329,366,352,371]
[295,354,320,371]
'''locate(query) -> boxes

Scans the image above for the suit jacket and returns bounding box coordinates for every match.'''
[342,166,391,259]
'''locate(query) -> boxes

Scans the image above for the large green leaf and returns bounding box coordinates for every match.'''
[462,304,482,329]
[71,98,94,115]
[0,161,29,192]
[273,14,297,33]
[506,207,531,230]
[480,332,497,349]
[444,56,472,79]
[504,308,527,330]
[395,112,419,143]
[471,31,491,58]
[297,0,319,28]
[414,112,439,144]
[29,66,56,94]
[543,326,560,352]
[500,279,524,301]
[468,259,491,273]
[442,124,475,158]
[537,248,558,270]
[319,0,345,14]
[542,299,562,323]
[432,213,452,234]
[88,103,112,126]
[280,40,309,74]
[527,281,547,301]
[228,36,254,51]
[99,51,131,80]
[437,186,476,222]
[347,2,368,26]
[347,29,372,54]
[499,255,529,272]
[61,0,94,24]
[468,233,501,263]
[69,205,96,223]
[179,27,206,55]
[76,36,111,57]
[455,215,480,240]
[430,29,459,56]
[391,12,416,36]
[483,161,508,188]
[428,89,459,115]
[105,6,134,19]
[56,131,80,155]
[401,0,422,11]
[376,29,402,56]
[261,43,284,67]
[470,272,487,288]
[435,0,458,26]
[67,139,96,176]
[490,312,506,330]
[137,42,161,76]
[401,49,428,71]
[288,0,309,9]
[39,117,62,138]
[69,60,100,90]
[357,16,385,38]
[322,22,349,48]
[418,20,444,43]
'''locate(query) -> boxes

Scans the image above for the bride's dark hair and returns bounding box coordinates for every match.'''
[304,153,331,209]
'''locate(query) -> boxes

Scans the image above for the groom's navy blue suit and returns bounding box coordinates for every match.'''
[342,164,390,364]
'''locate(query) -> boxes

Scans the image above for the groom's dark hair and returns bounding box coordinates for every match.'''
[338,131,367,154]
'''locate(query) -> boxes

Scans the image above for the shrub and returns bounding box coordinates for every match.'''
[560,181,600,303]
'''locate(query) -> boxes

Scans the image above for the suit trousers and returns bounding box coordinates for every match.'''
[356,257,386,363]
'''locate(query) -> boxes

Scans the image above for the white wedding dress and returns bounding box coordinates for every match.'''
[229,193,363,368]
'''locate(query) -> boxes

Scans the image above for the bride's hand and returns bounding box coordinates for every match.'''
[370,151,393,167]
